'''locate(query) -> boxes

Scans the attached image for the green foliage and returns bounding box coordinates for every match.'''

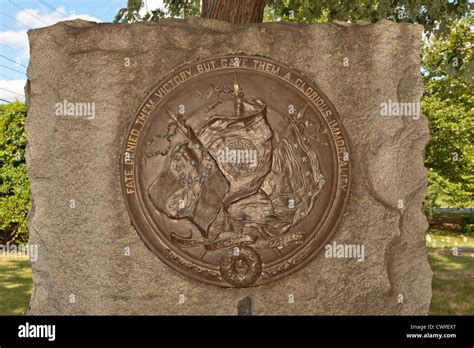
[164,0,201,18]
[114,0,200,23]
[422,16,474,208]
[0,101,30,244]
[463,224,473,235]
[265,0,472,36]
[114,0,472,38]
[460,215,474,235]
[423,190,438,220]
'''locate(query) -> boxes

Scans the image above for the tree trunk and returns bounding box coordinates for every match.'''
[201,0,266,24]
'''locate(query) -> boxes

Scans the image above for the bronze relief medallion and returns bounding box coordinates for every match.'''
[121,54,350,287]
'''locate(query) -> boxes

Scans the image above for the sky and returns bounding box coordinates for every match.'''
[0,0,166,103]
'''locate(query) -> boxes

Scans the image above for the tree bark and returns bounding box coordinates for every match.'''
[201,0,266,24]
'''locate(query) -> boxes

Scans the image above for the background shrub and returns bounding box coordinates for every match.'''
[0,101,30,244]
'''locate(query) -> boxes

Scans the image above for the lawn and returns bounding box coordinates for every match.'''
[0,256,33,315]
[426,228,474,315]
[0,228,472,315]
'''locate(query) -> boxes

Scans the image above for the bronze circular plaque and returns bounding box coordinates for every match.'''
[121,54,350,287]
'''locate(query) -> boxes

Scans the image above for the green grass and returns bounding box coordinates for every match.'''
[427,228,474,315]
[426,228,474,249]
[0,256,33,315]
[433,193,474,208]
[428,250,474,315]
[429,250,474,272]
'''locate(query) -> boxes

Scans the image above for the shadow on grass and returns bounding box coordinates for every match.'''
[0,257,33,315]
[428,249,474,315]
[428,249,474,272]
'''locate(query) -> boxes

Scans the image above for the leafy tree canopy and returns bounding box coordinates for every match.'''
[0,101,30,244]
[422,15,473,207]
[115,0,472,38]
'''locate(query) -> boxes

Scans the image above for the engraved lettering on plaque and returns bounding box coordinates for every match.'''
[121,54,350,287]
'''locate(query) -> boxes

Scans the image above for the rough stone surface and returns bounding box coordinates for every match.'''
[26,18,431,315]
